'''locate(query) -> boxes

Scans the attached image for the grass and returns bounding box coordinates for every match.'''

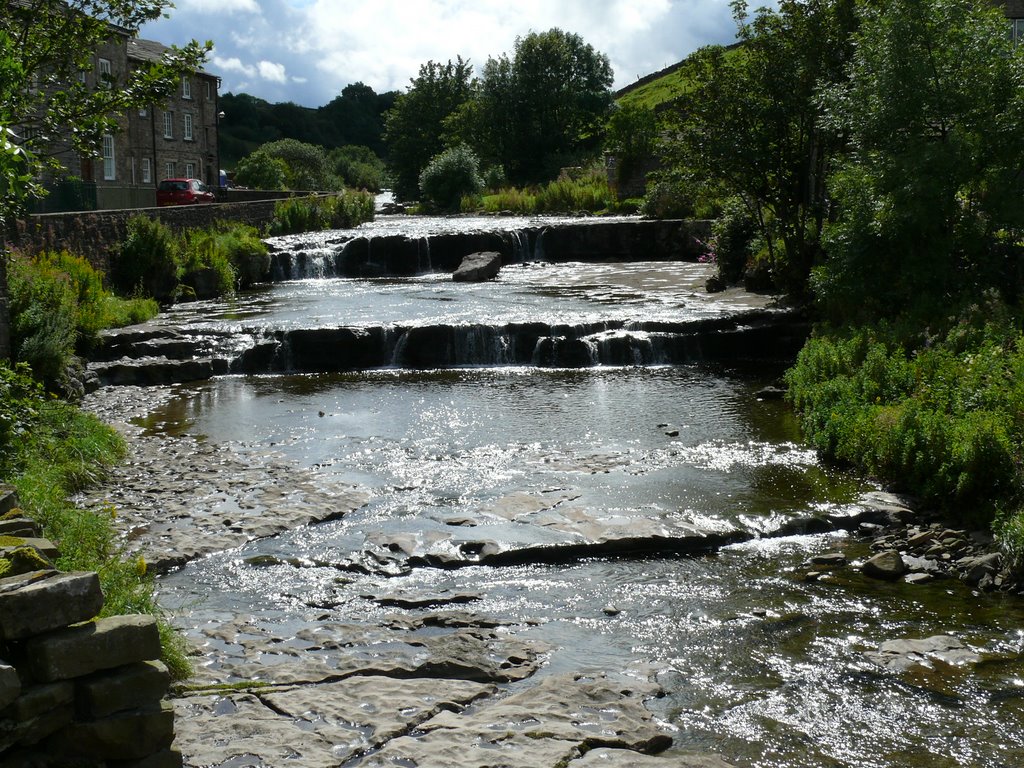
[1,368,192,680]
[467,167,626,215]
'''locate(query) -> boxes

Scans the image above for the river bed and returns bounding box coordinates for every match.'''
[81,223,1024,767]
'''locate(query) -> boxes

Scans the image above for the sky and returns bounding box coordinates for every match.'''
[141,0,742,108]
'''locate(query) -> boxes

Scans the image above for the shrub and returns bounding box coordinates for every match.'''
[269,191,375,236]
[115,216,179,301]
[418,144,483,211]
[215,223,270,289]
[786,316,1024,528]
[179,229,236,299]
[8,252,78,387]
[711,198,757,285]
[0,363,42,474]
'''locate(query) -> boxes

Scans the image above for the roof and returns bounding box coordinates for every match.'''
[128,37,216,79]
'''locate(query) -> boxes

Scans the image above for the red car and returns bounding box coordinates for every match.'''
[156,178,216,206]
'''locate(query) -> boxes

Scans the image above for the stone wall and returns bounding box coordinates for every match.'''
[0,485,178,767]
[5,200,286,278]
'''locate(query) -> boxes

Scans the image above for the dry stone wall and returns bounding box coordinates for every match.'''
[0,485,178,768]
[5,199,288,279]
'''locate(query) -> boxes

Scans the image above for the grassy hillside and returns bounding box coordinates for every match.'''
[615,44,740,111]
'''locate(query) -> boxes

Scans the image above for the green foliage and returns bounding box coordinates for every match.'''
[605,102,658,192]
[0,362,41,472]
[234,151,288,190]
[786,310,1024,525]
[268,191,375,236]
[212,223,271,289]
[8,252,77,387]
[815,0,1024,324]
[218,84,397,168]
[384,58,475,201]
[179,230,236,299]
[710,197,758,285]
[116,216,180,301]
[235,139,339,191]
[328,145,385,192]
[419,145,483,211]
[659,0,856,298]
[473,167,614,215]
[471,29,614,185]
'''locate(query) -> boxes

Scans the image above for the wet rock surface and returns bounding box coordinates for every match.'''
[75,386,368,574]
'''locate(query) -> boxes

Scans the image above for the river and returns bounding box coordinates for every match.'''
[86,215,1024,768]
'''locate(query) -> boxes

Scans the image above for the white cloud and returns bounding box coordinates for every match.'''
[210,55,256,77]
[144,0,741,106]
[179,0,260,13]
[257,61,288,83]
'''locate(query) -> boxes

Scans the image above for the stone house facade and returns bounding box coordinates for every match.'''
[59,32,220,210]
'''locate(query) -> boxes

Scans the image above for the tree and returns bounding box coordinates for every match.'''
[659,0,856,296]
[234,150,288,190]
[418,144,483,211]
[816,0,1024,322]
[383,57,474,201]
[0,1,209,361]
[235,138,338,191]
[328,144,385,192]
[467,29,613,185]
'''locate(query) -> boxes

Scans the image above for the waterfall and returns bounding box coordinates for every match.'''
[387,327,411,366]
[509,230,527,263]
[417,237,432,274]
[533,228,548,262]
[453,326,514,366]
[300,250,335,279]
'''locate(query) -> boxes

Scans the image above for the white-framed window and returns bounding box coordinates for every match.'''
[182,77,191,99]
[163,110,173,139]
[139,106,147,117]
[102,134,115,180]
[78,70,87,84]
[142,158,151,183]
[98,58,112,88]
[205,80,212,99]
[184,113,193,141]
[165,162,175,179]
[1013,19,1024,45]
[185,162,195,178]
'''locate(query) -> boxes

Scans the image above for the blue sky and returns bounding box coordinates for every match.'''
[142,0,742,107]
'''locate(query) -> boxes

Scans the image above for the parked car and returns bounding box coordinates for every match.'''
[156,178,216,206]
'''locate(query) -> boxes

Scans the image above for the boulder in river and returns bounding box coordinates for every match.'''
[861,550,907,581]
[453,251,502,282]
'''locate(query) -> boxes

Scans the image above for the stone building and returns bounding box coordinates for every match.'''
[48,31,220,210]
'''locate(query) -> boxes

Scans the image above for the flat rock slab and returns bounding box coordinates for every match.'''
[572,748,737,767]
[362,672,672,768]
[339,504,748,576]
[175,676,494,768]
[0,570,103,640]
[28,614,161,682]
[184,616,547,688]
[76,387,368,572]
[865,634,982,673]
